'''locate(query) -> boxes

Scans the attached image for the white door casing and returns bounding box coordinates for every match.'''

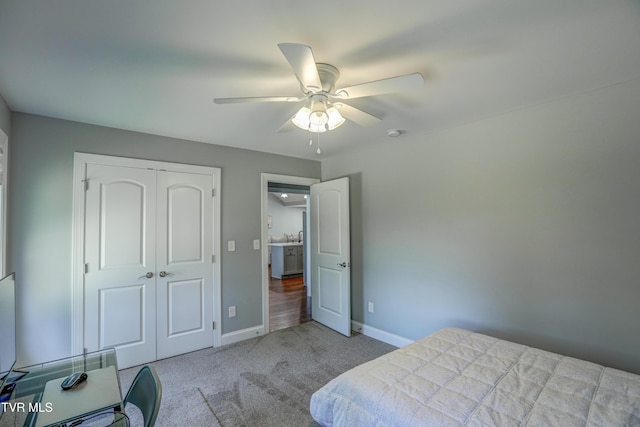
[310,177,351,336]
[73,153,221,368]
[0,129,7,277]
[260,174,319,335]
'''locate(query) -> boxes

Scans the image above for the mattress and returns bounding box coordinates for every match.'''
[310,328,640,426]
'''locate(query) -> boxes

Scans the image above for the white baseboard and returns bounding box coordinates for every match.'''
[351,321,414,348]
[221,325,265,346]
[220,321,413,349]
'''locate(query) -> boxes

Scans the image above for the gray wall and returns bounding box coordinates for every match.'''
[322,77,640,374]
[8,113,320,366]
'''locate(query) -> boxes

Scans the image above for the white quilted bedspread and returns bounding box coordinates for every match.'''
[310,328,640,426]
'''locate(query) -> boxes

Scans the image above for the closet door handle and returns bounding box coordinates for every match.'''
[159,271,174,278]
[139,272,154,279]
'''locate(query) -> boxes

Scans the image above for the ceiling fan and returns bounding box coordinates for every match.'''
[214,43,424,137]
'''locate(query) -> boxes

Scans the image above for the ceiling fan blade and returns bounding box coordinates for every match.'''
[278,43,323,93]
[334,73,424,99]
[276,117,298,133]
[334,103,381,127]
[214,96,302,104]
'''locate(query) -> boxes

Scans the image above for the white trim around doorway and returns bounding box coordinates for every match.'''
[0,130,8,277]
[260,173,320,335]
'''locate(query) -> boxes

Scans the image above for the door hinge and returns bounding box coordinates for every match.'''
[212,188,215,197]
[212,254,215,263]
[84,263,89,274]
[83,180,89,191]
[212,321,215,330]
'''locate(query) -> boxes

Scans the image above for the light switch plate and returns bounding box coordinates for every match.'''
[228,240,235,252]
[253,239,260,250]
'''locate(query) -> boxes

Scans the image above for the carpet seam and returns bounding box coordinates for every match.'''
[198,386,224,427]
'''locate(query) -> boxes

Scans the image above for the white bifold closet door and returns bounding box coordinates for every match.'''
[83,163,213,369]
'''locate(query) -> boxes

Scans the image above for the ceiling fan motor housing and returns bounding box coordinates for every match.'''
[305,63,340,94]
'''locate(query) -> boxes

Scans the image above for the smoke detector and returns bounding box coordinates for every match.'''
[387,129,402,137]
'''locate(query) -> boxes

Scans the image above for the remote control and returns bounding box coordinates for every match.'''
[60,372,88,390]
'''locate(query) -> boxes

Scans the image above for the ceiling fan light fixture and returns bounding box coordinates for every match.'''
[308,97,329,128]
[292,106,312,129]
[309,108,328,128]
[326,106,345,130]
[292,102,345,133]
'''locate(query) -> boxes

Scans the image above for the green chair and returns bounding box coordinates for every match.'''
[123,365,162,427]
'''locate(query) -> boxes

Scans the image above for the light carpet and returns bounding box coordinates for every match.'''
[119,321,396,426]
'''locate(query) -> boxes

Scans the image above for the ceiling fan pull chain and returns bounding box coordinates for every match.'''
[309,129,313,146]
[316,132,321,155]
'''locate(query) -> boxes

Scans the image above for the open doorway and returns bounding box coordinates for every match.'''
[261,174,320,334]
[267,184,309,332]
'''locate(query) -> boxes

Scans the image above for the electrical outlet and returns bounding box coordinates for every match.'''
[253,239,260,250]
[368,302,374,313]
[228,240,235,252]
[229,306,236,318]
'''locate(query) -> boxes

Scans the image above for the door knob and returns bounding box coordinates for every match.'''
[159,271,174,278]
[138,272,154,279]
[337,262,349,268]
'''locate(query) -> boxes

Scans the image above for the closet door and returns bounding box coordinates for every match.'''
[83,161,216,369]
[155,171,214,359]
[84,164,157,368]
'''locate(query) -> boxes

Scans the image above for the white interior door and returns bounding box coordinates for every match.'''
[83,161,216,369]
[156,171,213,359]
[84,164,157,368]
[310,177,351,336]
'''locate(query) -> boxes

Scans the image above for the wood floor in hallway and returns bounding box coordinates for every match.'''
[269,273,311,332]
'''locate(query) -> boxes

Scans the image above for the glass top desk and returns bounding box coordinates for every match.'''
[0,348,128,427]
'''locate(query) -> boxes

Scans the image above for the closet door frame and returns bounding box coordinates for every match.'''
[71,153,221,356]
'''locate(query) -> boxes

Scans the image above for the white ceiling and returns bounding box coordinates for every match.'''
[0,1,639,160]
[269,192,307,208]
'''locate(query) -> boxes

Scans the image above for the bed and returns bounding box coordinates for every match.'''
[310,327,640,426]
